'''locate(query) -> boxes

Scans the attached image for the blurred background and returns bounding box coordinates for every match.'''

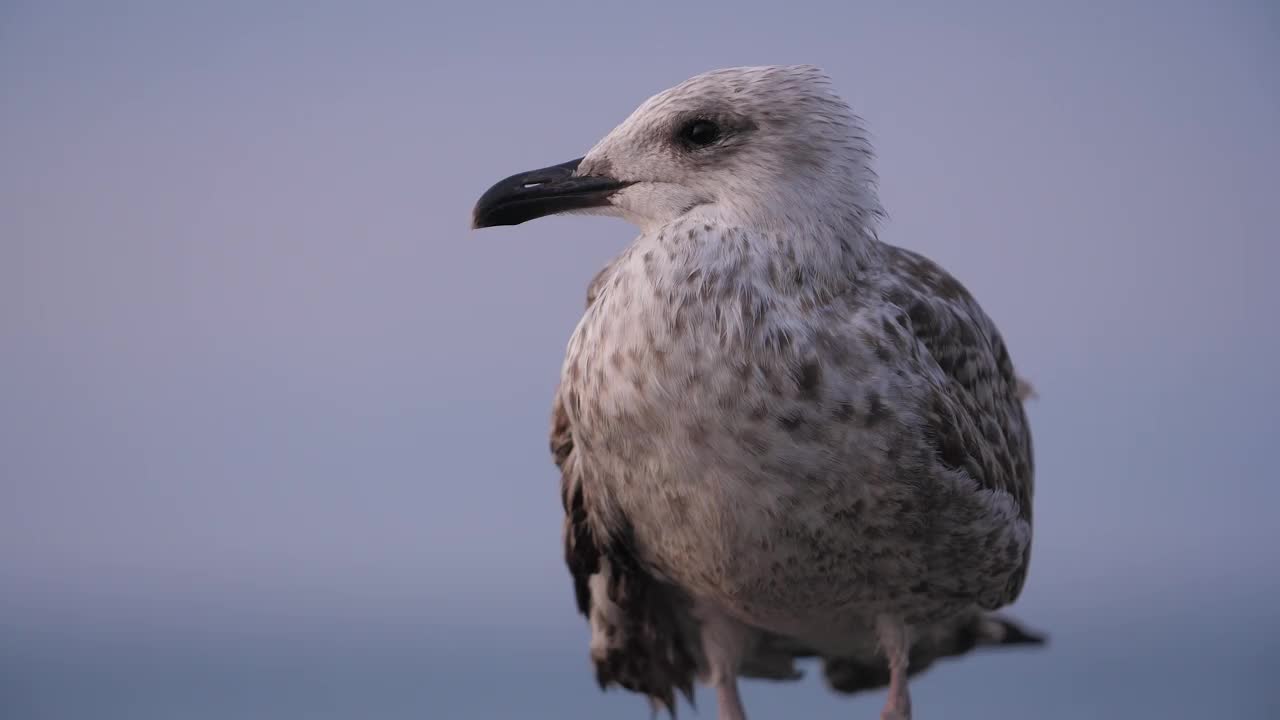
[3,1,1277,718]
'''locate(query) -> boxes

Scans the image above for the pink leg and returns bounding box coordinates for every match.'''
[716,675,748,720]
[700,610,750,720]
[877,616,912,720]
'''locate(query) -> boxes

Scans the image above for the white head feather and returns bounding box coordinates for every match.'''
[576,65,884,247]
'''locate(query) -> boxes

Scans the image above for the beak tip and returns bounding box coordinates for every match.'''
[470,157,620,233]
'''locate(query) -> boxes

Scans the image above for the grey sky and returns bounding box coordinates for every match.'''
[2,0,1277,653]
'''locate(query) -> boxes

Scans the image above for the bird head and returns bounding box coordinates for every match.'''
[472,65,883,237]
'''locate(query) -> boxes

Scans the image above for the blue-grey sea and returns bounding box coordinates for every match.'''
[5,607,1277,720]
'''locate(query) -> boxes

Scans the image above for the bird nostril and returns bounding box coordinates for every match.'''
[523,181,545,189]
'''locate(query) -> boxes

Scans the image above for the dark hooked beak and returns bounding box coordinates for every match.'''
[471,158,630,229]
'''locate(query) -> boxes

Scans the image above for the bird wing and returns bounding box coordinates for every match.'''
[880,244,1036,603]
[550,262,698,713]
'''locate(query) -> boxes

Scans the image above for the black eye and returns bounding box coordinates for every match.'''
[679,119,722,148]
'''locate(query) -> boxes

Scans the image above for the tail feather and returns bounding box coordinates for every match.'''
[823,612,1047,696]
[1015,375,1038,402]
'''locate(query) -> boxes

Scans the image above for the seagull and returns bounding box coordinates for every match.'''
[472,65,1042,720]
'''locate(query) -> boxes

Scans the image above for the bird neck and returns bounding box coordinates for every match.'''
[641,212,883,303]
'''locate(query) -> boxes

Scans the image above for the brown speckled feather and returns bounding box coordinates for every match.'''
[491,65,1049,720]
[551,253,1042,711]
[551,281,697,714]
[880,245,1036,603]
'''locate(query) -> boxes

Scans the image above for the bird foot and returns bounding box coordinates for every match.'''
[880,710,910,720]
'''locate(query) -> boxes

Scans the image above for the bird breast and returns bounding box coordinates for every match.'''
[558,222,937,622]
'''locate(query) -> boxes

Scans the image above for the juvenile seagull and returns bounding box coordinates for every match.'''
[472,65,1041,720]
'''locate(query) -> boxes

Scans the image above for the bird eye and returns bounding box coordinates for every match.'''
[679,119,722,148]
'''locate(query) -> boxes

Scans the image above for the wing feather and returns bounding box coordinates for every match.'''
[882,246,1035,602]
[551,271,697,713]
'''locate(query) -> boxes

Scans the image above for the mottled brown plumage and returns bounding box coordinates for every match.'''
[476,65,1044,720]
[552,243,1043,714]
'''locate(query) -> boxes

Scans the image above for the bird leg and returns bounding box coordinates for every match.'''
[698,609,750,720]
[715,675,748,720]
[876,615,912,720]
